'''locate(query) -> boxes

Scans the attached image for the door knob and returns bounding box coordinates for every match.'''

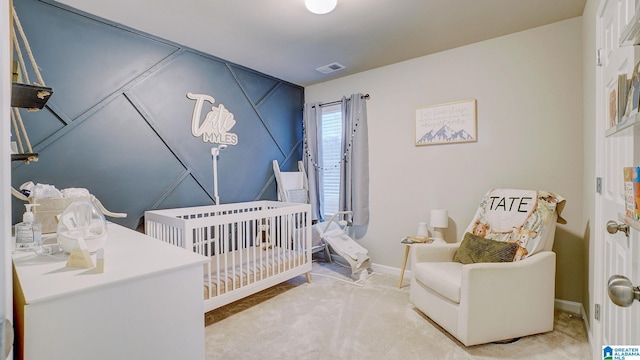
[606,220,629,237]
[608,275,640,307]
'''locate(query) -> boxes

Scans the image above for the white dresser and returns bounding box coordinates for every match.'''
[12,222,209,360]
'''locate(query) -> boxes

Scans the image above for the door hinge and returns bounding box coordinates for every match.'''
[597,177,602,194]
[595,303,601,321]
[596,48,603,67]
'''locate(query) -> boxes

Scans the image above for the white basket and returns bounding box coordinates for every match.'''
[29,196,90,234]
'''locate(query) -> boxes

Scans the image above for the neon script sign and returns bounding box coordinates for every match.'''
[187,92,238,145]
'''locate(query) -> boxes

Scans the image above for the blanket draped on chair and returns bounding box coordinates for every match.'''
[464,189,566,260]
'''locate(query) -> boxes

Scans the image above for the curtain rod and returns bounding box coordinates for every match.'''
[311,94,369,108]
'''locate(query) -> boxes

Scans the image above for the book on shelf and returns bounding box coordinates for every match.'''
[625,76,637,119]
[401,236,432,244]
[624,167,640,220]
[628,63,640,119]
[614,74,631,125]
[633,69,640,118]
[610,87,617,128]
[620,61,640,125]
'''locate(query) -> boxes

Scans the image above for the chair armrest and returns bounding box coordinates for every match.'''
[459,251,556,332]
[462,250,555,288]
[410,243,460,268]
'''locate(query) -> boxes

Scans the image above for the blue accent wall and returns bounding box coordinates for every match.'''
[11,0,304,228]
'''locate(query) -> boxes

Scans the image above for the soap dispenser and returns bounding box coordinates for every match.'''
[14,204,42,252]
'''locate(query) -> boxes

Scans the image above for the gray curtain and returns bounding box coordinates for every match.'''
[303,102,322,221]
[340,94,369,226]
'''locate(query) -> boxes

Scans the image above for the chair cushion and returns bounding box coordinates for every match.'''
[413,261,463,303]
[453,232,519,264]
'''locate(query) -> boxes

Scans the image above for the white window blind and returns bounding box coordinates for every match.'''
[320,105,341,218]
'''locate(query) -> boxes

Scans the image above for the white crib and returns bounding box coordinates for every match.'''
[144,201,312,312]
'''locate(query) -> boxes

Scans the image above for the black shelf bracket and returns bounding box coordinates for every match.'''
[11,82,53,109]
[10,153,38,163]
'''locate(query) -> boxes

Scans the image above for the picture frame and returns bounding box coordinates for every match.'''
[415,99,477,146]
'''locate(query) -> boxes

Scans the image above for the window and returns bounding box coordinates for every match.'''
[319,105,342,218]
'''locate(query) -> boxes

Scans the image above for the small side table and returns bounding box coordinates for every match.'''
[398,236,432,288]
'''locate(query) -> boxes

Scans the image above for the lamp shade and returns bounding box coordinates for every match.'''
[305,0,337,14]
[430,209,448,228]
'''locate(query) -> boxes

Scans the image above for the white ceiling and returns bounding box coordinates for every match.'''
[54,0,586,87]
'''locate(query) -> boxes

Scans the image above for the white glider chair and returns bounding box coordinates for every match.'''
[409,189,566,346]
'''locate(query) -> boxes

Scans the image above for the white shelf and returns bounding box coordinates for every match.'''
[606,112,640,137]
[620,5,640,46]
[619,212,640,232]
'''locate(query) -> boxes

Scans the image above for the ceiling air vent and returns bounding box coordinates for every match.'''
[316,62,345,74]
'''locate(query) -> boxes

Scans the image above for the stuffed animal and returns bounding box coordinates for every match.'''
[259,218,273,250]
[471,220,490,238]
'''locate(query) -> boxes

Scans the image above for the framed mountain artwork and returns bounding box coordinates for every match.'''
[415,99,477,146]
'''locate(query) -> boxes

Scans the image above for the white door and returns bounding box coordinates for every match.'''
[595,0,640,357]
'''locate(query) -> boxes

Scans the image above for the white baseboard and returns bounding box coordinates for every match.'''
[554,299,583,314]
[555,299,592,355]
[371,262,403,277]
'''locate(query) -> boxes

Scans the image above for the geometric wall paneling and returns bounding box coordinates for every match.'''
[12,95,187,228]
[14,0,180,121]
[11,0,304,229]
[255,82,304,162]
[11,107,66,151]
[154,174,214,212]
[230,65,280,106]
[255,180,278,203]
[127,51,286,204]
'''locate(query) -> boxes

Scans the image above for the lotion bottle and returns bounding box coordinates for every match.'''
[14,204,41,252]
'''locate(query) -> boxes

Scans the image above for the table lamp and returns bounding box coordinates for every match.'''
[430,209,448,242]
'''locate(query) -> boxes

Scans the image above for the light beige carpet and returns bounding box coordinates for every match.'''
[204,261,591,360]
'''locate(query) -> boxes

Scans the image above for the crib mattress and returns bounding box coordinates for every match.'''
[203,246,306,299]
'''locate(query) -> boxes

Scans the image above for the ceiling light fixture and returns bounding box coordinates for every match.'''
[305,0,337,15]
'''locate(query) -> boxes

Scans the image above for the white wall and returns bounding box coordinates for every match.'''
[1,0,12,357]
[306,17,585,302]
